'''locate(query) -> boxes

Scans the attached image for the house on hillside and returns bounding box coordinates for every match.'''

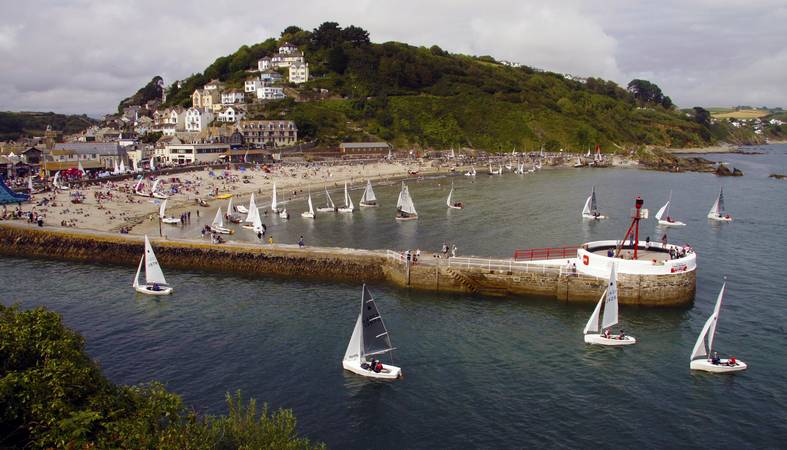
[203,79,223,91]
[259,71,284,83]
[221,90,245,105]
[185,108,214,132]
[257,57,272,72]
[256,86,286,100]
[279,42,298,54]
[245,78,262,93]
[289,62,309,84]
[272,51,305,68]
[217,106,245,123]
[192,89,220,110]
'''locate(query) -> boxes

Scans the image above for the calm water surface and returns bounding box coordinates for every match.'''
[2,145,786,448]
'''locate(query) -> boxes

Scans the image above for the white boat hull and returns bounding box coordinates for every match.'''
[582,213,607,220]
[210,226,232,234]
[658,219,686,227]
[153,192,169,199]
[235,205,248,214]
[316,207,336,213]
[338,207,355,213]
[161,217,180,225]
[134,284,173,296]
[135,192,152,198]
[395,215,418,221]
[448,205,463,210]
[278,210,289,219]
[342,359,402,380]
[359,202,377,208]
[708,214,733,222]
[691,358,747,373]
[301,212,315,219]
[584,334,637,346]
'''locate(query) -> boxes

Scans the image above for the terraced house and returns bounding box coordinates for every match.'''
[238,120,297,147]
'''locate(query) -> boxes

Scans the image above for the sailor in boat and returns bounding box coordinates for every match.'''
[396,206,414,219]
[151,282,162,292]
[451,201,464,208]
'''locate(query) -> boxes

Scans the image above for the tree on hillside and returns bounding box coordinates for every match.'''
[692,107,711,127]
[282,25,302,36]
[627,79,667,106]
[342,25,370,47]
[117,76,164,113]
[311,21,344,49]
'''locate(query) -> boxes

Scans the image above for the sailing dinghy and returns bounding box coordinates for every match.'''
[271,183,280,213]
[235,193,250,215]
[690,281,746,373]
[301,190,316,219]
[583,264,636,346]
[582,187,606,220]
[317,187,337,212]
[210,207,232,234]
[151,179,168,199]
[464,166,477,177]
[225,196,242,223]
[338,182,355,213]
[159,199,180,224]
[395,182,418,221]
[132,235,173,295]
[359,180,378,207]
[707,188,733,222]
[655,191,685,227]
[446,181,464,209]
[342,285,402,380]
[242,193,256,222]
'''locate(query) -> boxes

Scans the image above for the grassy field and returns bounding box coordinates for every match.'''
[711,109,770,119]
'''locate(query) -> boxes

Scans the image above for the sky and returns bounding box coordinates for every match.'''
[1,0,785,116]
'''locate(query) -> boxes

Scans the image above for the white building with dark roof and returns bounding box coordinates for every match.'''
[289,62,309,84]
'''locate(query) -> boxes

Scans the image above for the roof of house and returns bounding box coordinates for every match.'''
[53,142,122,155]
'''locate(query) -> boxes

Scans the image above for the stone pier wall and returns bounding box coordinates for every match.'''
[0,224,695,306]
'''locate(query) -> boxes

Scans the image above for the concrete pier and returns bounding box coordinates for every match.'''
[0,224,695,306]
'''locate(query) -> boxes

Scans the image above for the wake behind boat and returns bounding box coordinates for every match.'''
[583,264,636,346]
[132,235,172,296]
[690,281,746,373]
[342,285,402,380]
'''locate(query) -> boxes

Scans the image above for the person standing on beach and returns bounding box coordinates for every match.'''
[298,236,305,248]
[268,236,273,244]
[451,244,457,258]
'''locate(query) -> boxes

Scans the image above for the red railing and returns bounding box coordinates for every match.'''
[513,246,579,261]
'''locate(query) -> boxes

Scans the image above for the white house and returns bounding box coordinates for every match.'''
[279,42,298,54]
[272,52,305,68]
[289,62,309,84]
[203,79,222,91]
[163,143,230,165]
[221,90,245,105]
[257,57,272,71]
[245,78,261,93]
[260,71,284,83]
[185,108,214,132]
[256,86,286,100]
[217,106,244,123]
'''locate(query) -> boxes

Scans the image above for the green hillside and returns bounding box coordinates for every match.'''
[163,23,718,151]
[0,111,97,141]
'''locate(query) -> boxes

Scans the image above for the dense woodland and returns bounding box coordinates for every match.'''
[0,305,323,449]
[162,23,733,150]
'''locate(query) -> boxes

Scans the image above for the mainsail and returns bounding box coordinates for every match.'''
[212,208,224,228]
[361,180,376,203]
[397,182,417,215]
[245,193,257,222]
[252,206,264,233]
[601,264,619,330]
[307,193,315,215]
[159,199,168,219]
[360,285,394,358]
[590,187,598,213]
[271,183,278,211]
[655,192,672,221]
[325,188,335,208]
[709,188,725,216]
[690,282,725,361]
[143,235,167,286]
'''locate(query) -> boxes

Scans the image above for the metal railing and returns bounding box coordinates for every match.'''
[446,256,565,274]
[513,246,579,261]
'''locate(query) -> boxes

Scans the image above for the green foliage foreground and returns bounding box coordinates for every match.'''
[0,304,324,449]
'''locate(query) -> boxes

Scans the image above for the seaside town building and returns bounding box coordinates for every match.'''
[221,90,245,105]
[256,85,286,100]
[238,120,298,147]
[289,62,309,84]
[217,106,244,123]
[185,108,214,132]
[162,143,231,165]
[50,142,128,171]
[339,142,393,156]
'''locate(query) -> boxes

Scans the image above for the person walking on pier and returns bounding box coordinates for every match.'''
[298,236,305,248]
[451,244,457,258]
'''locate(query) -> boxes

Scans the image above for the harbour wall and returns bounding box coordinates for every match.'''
[0,224,695,306]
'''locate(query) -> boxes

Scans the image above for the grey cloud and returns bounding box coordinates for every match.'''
[0,0,783,115]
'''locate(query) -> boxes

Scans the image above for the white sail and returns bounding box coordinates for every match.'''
[150,157,156,171]
[690,283,726,361]
[113,160,119,174]
[582,196,592,215]
[271,183,278,211]
[655,191,672,221]
[227,196,233,215]
[590,187,598,213]
[446,185,454,207]
[78,160,85,174]
[28,177,33,191]
[53,171,60,188]
[151,179,161,195]
[708,188,724,217]
[132,255,143,288]
[601,264,619,330]
[397,183,417,215]
[326,188,335,208]
[362,180,377,203]
[119,160,126,173]
[583,290,605,334]
[159,199,168,219]
[343,182,350,207]
[343,314,363,362]
[134,177,144,192]
[143,235,167,285]
[307,193,315,215]
[252,207,264,233]
[212,208,224,228]
[245,193,257,222]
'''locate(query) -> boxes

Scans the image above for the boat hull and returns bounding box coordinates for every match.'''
[235,206,248,214]
[708,215,733,222]
[584,334,637,346]
[134,284,173,296]
[210,226,232,234]
[691,358,747,373]
[342,359,402,380]
[395,214,418,221]
[338,207,355,213]
[359,202,377,208]
[161,217,180,225]
[316,207,336,213]
[301,212,315,218]
[582,213,607,220]
[153,193,169,199]
[658,219,686,227]
[448,205,463,210]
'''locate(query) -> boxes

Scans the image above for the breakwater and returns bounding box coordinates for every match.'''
[0,223,694,306]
